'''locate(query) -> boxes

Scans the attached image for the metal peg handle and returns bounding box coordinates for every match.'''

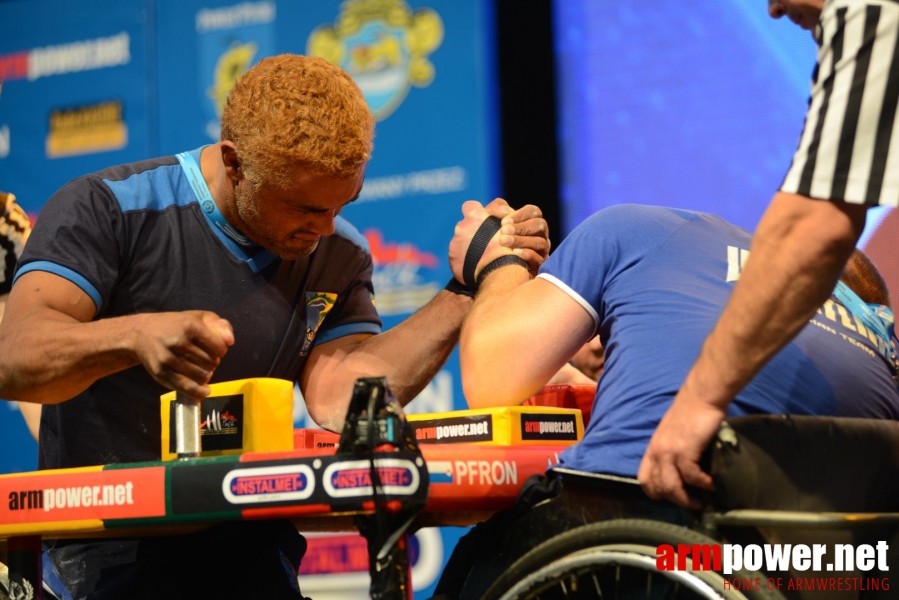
[174,394,201,459]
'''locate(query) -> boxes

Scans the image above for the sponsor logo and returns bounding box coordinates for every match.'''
[0,32,130,82]
[520,414,578,441]
[365,229,439,317]
[425,460,518,487]
[300,292,338,356]
[45,100,127,159]
[206,41,258,122]
[323,459,419,498]
[307,0,443,122]
[0,468,165,522]
[426,461,453,484]
[299,533,370,576]
[198,2,275,139]
[222,464,315,504]
[412,415,492,444]
[196,1,276,33]
[657,542,890,592]
[201,409,239,435]
[200,394,244,451]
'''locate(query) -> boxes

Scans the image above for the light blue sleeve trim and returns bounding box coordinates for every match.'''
[315,322,381,345]
[536,273,600,330]
[334,216,371,253]
[14,261,102,313]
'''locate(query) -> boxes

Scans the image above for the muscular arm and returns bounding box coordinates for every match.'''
[461,272,595,408]
[638,192,867,506]
[302,198,552,431]
[676,193,866,409]
[300,289,471,431]
[0,271,234,403]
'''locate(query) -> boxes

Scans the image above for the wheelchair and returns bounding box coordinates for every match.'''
[445,414,899,600]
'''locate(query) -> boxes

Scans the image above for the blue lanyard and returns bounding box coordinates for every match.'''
[833,281,898,375]
[175,150,257,248]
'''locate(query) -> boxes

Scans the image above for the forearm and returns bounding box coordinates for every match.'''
[303,290,471,430]
[356,290,470,402]
[681,193,866,409]
[0,308,142,403]
[460,267,549,408]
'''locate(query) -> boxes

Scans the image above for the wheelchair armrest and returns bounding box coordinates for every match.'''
[706,414,899,513]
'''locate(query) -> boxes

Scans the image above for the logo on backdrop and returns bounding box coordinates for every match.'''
[207,41,258,122]
[364,229,439,316]
[45,100,127,159]
[0,32,131,83]
[197,1,276,140]
[306,0,444,122]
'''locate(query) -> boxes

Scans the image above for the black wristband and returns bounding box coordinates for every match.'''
[444,277,476,298]
[462,216,503,289]
[476,255,529,287]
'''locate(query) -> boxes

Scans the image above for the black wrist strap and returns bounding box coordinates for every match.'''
[476,255,529,287]
[444,277,475,298]
[462,216,503,289]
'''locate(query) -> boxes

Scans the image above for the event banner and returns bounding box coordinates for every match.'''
[1,1,498,597]
[0,0,152,215]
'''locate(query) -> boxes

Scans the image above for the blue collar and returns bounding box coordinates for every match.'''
[175,148,278,274]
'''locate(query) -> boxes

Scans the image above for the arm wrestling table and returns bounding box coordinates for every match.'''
[0,380,594,600]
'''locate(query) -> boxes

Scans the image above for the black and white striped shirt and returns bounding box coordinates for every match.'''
[782,0,899,207]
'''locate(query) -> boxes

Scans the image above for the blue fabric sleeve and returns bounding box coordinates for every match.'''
[538,204,690,327]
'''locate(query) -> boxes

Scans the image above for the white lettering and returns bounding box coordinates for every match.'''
[28,32,130,81]
[357,167,468,202]
[196,1,276,33]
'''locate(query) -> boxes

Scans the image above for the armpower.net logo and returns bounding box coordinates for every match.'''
[657,542,890,592]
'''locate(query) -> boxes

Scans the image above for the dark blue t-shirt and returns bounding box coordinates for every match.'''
[15,147,382,469]
[539,204,899,477]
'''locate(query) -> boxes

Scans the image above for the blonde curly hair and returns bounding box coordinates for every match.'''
[221,54,374,187]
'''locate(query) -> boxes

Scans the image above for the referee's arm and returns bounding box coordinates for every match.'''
[639,0,899,508]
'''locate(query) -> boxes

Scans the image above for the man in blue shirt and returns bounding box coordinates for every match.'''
[431,201,898,599]
[458,203,897,479]
[641,0,899,508]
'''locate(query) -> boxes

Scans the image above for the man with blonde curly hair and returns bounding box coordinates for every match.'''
[0,54,549,599]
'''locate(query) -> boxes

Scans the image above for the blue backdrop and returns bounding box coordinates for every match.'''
[553,0,818,234]
[0,1,497,597]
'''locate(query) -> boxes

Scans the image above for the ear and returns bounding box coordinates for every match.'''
[220,142,243,185]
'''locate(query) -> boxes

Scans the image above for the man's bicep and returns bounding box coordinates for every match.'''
[5,271,97,324]
[461,278,596,407]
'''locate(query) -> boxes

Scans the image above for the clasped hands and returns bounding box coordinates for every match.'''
[448,198,550,287]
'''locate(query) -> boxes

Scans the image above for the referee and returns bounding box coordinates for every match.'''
[640,0,899,508]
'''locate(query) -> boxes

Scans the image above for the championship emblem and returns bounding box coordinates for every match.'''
[207,41,258,121]
[301,292,338,356]
[307,0,443,122]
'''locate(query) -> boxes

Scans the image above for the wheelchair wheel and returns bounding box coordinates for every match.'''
[483,519,783,600]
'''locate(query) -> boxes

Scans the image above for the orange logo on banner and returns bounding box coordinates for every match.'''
[0,467,166,525]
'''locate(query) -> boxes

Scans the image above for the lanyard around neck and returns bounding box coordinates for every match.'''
[175,150,257,248]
